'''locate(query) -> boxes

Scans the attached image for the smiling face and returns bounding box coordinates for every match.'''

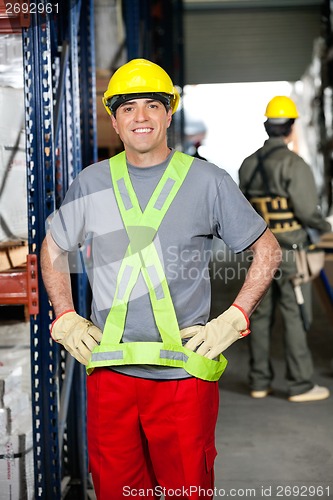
[111,97,173,166]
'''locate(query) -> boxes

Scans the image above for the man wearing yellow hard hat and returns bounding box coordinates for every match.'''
[239,95,332,403]
[40,59,281,498]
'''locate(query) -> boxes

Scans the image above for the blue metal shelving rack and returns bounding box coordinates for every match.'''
[17,0,184,497]
[22,0,97,497]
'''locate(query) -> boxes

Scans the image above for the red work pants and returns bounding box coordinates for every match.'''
[87,369,219,499]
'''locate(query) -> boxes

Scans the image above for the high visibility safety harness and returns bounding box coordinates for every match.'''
[87,151,228,381]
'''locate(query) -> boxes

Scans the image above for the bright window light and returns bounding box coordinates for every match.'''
[183,81,293,182]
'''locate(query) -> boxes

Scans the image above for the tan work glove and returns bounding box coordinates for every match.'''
[51,310,103,365]
[180,304,250,359]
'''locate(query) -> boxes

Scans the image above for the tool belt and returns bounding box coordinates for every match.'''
[289,245,325,331]
[244,145,302,234]
[249,195,301,234]
[292,245,325,286]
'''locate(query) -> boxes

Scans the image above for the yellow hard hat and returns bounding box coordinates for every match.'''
[103,58,180,115]
[265,96,299,120]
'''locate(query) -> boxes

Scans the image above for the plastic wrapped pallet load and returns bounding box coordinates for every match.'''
[0,356,33,499]
[0,349,33,499]
[0,424,34,500]
[0,86,27,243]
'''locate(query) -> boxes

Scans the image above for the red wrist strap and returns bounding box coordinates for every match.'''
[50,309,75,333]
[231,303,249,325]
[232,303,251,336]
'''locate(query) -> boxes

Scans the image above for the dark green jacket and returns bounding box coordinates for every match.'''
[238,137,330,247]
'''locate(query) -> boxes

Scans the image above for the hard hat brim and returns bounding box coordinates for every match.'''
[108,92,172,115]
[266,117,292,124]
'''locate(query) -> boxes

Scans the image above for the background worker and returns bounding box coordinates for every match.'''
[239,95,332,403]
[40,59,281,499]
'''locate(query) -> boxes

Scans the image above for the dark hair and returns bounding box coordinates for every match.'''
[264,119,295,137]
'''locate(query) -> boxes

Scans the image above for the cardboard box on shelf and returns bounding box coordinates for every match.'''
[96,69,122,153]
[0,242,28,272]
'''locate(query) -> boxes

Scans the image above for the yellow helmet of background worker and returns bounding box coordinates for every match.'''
[103,58,180,116]
[265,96,299,120]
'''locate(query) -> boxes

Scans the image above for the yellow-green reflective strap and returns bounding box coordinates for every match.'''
[88,342,227,382]
[101,151,193,346]
[87,151,228,382]
[112,151,193,231]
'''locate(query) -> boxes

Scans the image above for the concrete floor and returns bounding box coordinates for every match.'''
[1,250,333,499]
[211,251,333,498]
[214,336,333,498]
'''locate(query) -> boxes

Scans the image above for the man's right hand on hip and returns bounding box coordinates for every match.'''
[51,311,103,365]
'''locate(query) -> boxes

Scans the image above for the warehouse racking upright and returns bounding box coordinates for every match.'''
[0,0,184,497]
[0,0,98,496]
[22,1,97,496]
